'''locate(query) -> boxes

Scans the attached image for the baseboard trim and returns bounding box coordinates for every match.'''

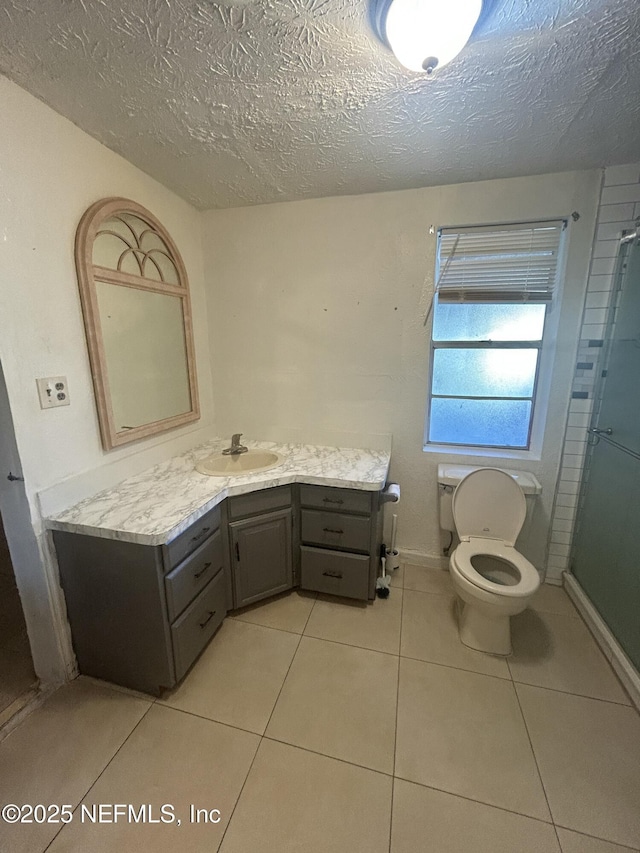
[563,572,640,712]
[0,683,55,742]
[399,549,448,570]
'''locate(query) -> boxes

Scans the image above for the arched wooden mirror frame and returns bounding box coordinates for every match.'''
[75,197,200,450]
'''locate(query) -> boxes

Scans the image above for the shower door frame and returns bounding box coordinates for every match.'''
[566,228,640,695]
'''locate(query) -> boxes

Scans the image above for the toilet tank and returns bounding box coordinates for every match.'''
[437,464,542,533]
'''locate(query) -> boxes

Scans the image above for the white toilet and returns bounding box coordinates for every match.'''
[439,466,541,656]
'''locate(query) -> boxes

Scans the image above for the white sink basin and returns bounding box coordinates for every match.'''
[196,449,284,477]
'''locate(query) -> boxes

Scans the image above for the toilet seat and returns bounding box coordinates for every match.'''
[452,537,539,598]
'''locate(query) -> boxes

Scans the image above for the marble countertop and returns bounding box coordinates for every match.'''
[45,438,391,546]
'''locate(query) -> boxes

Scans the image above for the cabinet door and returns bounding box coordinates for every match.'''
[230,508,293,608]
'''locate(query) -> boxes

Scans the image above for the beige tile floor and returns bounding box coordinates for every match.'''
[0,565,639,853]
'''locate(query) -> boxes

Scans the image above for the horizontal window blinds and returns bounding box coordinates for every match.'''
[436,220,566,303]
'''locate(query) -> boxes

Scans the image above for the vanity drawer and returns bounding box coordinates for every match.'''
[300,546,370,601]
[228,485,291,520]
[301,509,371,553]
[171,570,226,682]
[165,529,224,622]
[166,505,221,569]
[299,485,372,516]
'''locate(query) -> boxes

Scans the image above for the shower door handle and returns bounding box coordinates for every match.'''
[588,427,613,436]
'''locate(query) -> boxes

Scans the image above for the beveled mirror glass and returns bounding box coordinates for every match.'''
[75,198,199,450]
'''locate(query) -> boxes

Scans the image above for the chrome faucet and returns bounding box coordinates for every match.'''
[222,433,248,456]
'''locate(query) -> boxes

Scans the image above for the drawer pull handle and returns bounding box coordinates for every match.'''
[322,527,344,534]
[322,497,344,505]
[191,526,210,543]
[199,610,217,629]
[193,561,212,580]
[322,570,343,579]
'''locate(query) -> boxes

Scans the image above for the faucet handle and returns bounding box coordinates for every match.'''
[231,433,242,445]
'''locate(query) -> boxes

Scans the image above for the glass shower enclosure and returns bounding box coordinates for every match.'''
[571,233,640,671]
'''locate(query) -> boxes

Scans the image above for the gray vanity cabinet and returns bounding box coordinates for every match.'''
[299,485,382,601]
[53,481,380,696]
[54,534,175,695]
[228,485,294,608]
[230,509,293,608]
[54,503,229,696]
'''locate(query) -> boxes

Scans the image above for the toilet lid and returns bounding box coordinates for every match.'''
[452,468,526,546]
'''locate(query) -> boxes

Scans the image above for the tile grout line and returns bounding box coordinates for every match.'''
[159,596,321,852]
[214,728,263,850]
[392,774,559,827]
[221,583,403,847]
[236,585,461,665]
[247,587,404,658]
[509,678,635,708]
[159,594,404,787]
[229,592,317,636]
[399,574,562,834]
[511,680,562,849]
[452,578,558,832]
[185,587,638,712]
[160,586,403,739]
[261,617,308,737]
[402,586,452,597]
[261,734,394,778]
[507,597,633,709]
[217,601,313,850]
[302,630,400,659]
[399,652,511,682]
[553,823,640,852]
[300,592,319,636]
[151,700,264,738]
[41,699,155,852]
[155,600,638,843]
[228,615,306,636]
[160,607,313,743]
[43,581,635,850]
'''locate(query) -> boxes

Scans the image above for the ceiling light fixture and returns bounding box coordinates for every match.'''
[373,0,483,75]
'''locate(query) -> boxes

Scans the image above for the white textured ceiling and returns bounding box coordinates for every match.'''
[0,0,639,209]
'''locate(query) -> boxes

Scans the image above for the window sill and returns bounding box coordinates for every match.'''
[423,443,542,462]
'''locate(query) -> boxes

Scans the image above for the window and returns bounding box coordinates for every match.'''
[426,221,565,451]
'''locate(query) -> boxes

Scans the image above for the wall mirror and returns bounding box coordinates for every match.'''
[75,197,199,450]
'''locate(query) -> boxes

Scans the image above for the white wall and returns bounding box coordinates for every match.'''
[202,172,601,571]
[0,77,214,683]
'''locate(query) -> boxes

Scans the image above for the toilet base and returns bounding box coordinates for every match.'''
[458,599,512,656]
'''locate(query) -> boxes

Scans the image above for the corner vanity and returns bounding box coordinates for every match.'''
[47,440,390,696]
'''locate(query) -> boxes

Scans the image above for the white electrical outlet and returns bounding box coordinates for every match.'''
[36,376,70,409]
